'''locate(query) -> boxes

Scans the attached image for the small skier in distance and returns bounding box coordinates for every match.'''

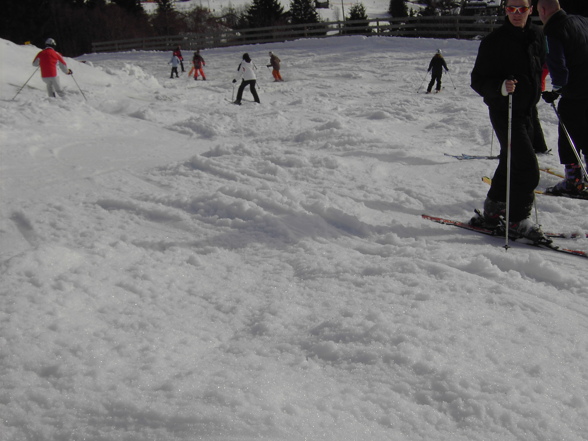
[426,49,448,94]
[267,51,283,82]
[169,53,180,78]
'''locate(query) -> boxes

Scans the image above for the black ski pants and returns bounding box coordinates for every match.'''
[487,108,539,222]
[532,106,548,153]
[427,73,442,92]
[236,79,260,103]
[556,97,588,164]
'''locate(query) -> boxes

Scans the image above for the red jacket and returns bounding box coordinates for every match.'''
[33,48,68,78]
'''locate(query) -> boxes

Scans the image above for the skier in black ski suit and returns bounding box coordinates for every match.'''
[427,50,448,93]
[470,0,548,242]
[538,0,588,195]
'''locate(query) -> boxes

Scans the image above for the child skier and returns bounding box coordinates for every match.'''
[191,50,206,81]
[169,54,180,78]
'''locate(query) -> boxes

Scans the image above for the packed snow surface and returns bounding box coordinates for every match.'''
[1,35,587,441]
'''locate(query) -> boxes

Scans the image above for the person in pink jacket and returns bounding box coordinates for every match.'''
[32,38,72,97]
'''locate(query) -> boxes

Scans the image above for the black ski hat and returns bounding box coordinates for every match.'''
[243,53,251,63]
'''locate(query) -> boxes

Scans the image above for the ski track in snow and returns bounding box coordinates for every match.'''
[1,33,588,441]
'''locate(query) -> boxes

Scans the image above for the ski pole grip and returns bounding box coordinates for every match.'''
[507,75,515,95]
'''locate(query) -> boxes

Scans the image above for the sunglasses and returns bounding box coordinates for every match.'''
[505,5,531,13]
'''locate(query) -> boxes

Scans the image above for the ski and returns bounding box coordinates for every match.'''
[482,176,588,200]
[422,214,588,258]
[422,214,586,239]
[482,176,543,195]
[445,153,499,160]
[540,167,564,178]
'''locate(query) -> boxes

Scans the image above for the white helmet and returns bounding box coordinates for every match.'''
[45,38,57,47]
[437,49,442,54]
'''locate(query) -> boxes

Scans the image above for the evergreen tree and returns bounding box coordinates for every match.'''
[155,0,174,16]
[184,6,220,33]
[152,0,185,35]
[346,3,371,35]
[111,0,145,16]
[347,2,368,20]
[245,0,286,28]
[389,0,409,17]
[290,0,320,25]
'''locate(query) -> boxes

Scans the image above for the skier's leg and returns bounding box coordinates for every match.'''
[488,110,538,221]
[235,81,246,103]
[250,81,260,103]
[53,77,64,97]
[42,77,54,97]
[426,76,434,93]
[557,97,588,164]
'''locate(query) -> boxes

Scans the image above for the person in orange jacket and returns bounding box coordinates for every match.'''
[190,50,206,80]
[267,51,283,82]
[32,38,72,97]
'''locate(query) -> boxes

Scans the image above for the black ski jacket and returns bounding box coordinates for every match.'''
[471,18,545,116]
[428,55,448,76]
[543,10,588,99]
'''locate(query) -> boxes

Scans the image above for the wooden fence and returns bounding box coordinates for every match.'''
[91,16,509,53]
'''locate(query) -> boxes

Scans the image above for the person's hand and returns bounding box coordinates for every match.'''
[67,69,73,75]
[232,79,237,83]
[503,78,517,95]
[542,90,560,104]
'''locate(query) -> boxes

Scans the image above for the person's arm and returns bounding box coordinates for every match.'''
[233,63,243,82]
[470,40,502,99]
[545,36,567,90]
[57,53,70,74]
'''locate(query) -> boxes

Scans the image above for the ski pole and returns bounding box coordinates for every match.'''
[504,77,514,250]
[446,70,456,90]
[70,72,87,101]
[550,102,588,181]
[416,71,428,93]
[12,67,39,100]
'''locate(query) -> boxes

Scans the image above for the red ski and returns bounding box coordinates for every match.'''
[422,214,588,259]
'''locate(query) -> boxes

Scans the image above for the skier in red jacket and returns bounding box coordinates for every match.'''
[32,38,72,97]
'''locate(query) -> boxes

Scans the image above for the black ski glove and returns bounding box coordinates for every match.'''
[67,69,73,75]
[232,79,237,83]
[542,90,560,104]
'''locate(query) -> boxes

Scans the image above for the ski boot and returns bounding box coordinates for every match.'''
[469,198,505,229]
[547,164,585,196]
[507,218,552,244]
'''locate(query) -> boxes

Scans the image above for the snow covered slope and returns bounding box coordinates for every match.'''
[1,36,587,441]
